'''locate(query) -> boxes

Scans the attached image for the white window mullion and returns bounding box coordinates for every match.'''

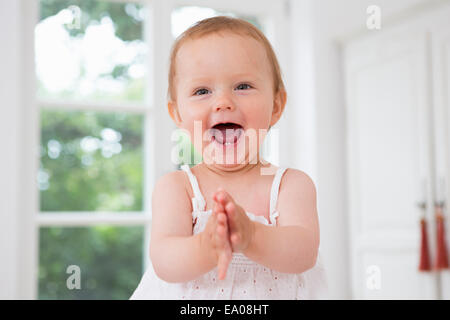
[142,0,155,270]
[37,212,151,227]
[38,99,153,114]
[20,0,40,300]
[140,0,176,271]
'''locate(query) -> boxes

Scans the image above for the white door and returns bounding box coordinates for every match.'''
[344,11,439,299]
[430,2,450,300]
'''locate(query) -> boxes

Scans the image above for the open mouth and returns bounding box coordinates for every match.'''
[209,122,244,146]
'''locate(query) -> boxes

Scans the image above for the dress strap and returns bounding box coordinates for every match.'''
[181,164,206,212]
[269,167,288,224]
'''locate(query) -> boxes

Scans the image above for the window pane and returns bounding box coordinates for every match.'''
[39,110,144,212]
[36,0,147,102]
[171,6,264,39]
[38,226,144,299]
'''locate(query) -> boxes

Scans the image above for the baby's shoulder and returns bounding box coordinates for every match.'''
[281,168,317,194]
[152,169,190,199]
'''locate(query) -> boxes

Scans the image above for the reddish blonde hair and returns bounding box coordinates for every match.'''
[167,16,286,101]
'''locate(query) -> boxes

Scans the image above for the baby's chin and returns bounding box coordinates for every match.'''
[200,136,261,167]
[211,161,248,170]
[204,160,258,173]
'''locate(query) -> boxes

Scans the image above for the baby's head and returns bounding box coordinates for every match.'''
[167,16,287,169]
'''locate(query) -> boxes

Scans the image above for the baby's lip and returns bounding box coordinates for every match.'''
[209,120,244,129]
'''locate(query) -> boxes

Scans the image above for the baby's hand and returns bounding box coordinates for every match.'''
[213,189,255,253]
[202,199,232,280]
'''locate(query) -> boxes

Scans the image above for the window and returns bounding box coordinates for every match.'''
[32,0,287,300]
[39,225,144,299]
[36,0,150,300]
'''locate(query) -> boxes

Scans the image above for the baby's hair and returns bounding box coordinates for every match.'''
[167,16,286,102]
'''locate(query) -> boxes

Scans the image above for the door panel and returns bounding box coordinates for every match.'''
[344,20,437,299]
[361,249,434,299]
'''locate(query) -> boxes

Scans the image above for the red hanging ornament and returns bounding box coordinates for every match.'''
[434,204,449,270]
[419,217,432,272]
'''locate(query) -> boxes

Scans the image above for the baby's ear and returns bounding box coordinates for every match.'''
[270,89,287,127]
[167,100,182,126]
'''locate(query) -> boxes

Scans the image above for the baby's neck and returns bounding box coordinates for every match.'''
[199,159,274,180]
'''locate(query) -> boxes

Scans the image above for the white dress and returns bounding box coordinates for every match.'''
[130,165,327,300]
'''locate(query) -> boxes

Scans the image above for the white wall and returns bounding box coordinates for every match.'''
[0,0,22,299]
[0,0,39,299]
[290,0,439,299]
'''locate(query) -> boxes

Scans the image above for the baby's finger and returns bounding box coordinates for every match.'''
[217,250,231,280]
[216,215,232,255]
[214,189,234,208]
[216,220,230,250]
[225,201,239,235]
[213,200,224,215]
[230,232,240,246]
[213,187,225,201]
[225,201,236,220]
[217,212,227,225]
[216,218,232,280]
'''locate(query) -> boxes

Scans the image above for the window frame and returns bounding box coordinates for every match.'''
[22,0,290,299]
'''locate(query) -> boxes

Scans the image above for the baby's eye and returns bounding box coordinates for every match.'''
[194,88,210,96]
[235,83,252,90]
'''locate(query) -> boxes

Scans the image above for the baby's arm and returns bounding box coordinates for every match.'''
[246,169,319,273]
[218,169,320,274]
[149,171,230,283]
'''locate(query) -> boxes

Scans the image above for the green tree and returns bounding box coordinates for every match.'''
[40,110,143,212]
[38,110,145,299]
[37,0,145,101]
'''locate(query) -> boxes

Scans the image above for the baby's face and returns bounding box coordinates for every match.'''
[169,32,284,168]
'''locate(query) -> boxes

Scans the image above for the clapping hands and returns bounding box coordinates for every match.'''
[203,188,255,280]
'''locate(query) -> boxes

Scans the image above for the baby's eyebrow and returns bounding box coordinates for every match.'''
[232,73,259,79]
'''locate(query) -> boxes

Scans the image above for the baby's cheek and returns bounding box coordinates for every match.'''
[184,121,207,146]
[190,134,207,157]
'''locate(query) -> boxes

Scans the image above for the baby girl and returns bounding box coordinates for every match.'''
[131,16,327,300]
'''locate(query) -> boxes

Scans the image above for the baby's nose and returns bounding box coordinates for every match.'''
[214,103,233,112]
[214,94,235,112]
